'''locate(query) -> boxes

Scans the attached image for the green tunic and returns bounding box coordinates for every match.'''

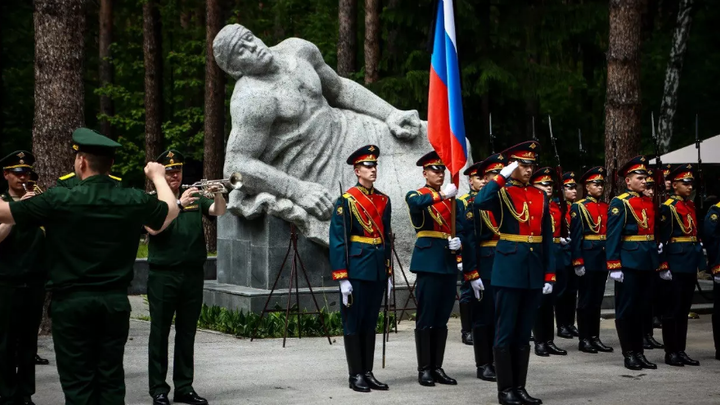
[9,174,168,404]
[146,194,213,397]
[0,192,45,282]
[56,172,122,189]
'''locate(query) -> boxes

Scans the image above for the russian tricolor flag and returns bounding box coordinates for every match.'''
[428,0,467,186]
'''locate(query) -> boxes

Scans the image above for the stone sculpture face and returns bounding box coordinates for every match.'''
[214,25,275,78]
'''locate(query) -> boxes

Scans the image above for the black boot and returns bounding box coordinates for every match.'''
[361,332,388,390]
[590,337,613,353]
[460,302,474,345]
[677,351,699,366]
[34,354,49,365]
[557,325,573,339]
[473,327,496,381]
[494,347,523,405]
[545,341,567,355]
[579,338,598,353]
[623,352,643,370]
[513,345,542,405]
[635,352,657,369]
[567,324,579,337]
[344,335,370,392]
[430,328,457,385]
[652,316,662,329]
[676,318,698,365]
[644,333,664,349]
[665,352,684,367]
[589,308,613,352]
[415,329,434,386]
[534,342,549,357]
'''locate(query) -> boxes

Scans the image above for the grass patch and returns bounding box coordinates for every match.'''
[197,304,395,338]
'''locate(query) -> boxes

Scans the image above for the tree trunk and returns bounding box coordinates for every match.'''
[33,0,86,334]
[143,0,163,190]
[99,0,114,139]
[657,0,694,153]
[604,0,643,200]
[337,0,357,77]
[364,0,380,84]
[203,0,225,253]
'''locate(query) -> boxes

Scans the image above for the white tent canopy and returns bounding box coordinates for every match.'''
[650,134,720,164]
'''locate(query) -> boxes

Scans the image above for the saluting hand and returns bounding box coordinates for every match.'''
[179,187,200,207]
[144,162,166,180]
[20,191,35,200]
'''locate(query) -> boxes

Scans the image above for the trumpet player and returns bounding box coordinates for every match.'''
[144,149,226,405]
[0,150,45,405]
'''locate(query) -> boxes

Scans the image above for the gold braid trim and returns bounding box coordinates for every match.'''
[347,197,374,235]
[622,199,649,229]
[578,203,602,234]
[668,204,694,235]
[480,210,501,235]
[499,187,529,223]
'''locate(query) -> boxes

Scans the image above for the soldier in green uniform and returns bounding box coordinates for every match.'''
[463,153,505,382]
[704,195,720,361]
[658,164,705,366]
[406,151,481,387]
[329,145,392,393]
[145,150,226,405]
[0,128,179,405]
[0,151,45,405]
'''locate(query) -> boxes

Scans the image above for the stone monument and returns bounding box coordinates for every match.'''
[204,24,469,312]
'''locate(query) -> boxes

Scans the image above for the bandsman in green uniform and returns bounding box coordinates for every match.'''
[0,128,179,405]
[145,150,226,405]
[658,164,705,366]
[0,151,45,405]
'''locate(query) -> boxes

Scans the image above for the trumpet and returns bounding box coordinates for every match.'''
[149,172,243,197]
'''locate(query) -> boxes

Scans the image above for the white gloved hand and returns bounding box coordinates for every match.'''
[387,278,393,300]
[658,243,664,255]
[441,183,458,199]
[659,270,672,281]
[448,236,462,251]
[560,237,571,246]
[574,266,586,277]
[542,283,553,295]
[500,161,519,179]
[457,262,463,272]
[339,280,353,306]
[714,275,720,284]
[471,278,485,299]
[609,270,624,283]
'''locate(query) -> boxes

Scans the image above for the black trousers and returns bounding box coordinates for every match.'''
[533,287,556,342]
[577,271,608,339]
[555,265,578,327]
[614,269,653,353]
[662,272,696,352]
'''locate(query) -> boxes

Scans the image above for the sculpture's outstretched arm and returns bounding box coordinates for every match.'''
[225,92,334,219]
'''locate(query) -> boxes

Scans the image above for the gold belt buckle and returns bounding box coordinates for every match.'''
[528,235,534,243]
[646,235,651,241]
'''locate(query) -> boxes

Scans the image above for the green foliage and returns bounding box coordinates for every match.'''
[196,304,395,338]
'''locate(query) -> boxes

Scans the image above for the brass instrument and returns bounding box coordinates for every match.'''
[22,182,43,195]
[149,172,242,197]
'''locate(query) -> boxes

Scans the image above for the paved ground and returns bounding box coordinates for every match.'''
[32,297,720,405]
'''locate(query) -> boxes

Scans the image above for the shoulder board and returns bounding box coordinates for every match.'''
[109,175,122,181]
[575,199,586,205]
[615,193,630,200]
[663,198,676,206]
[715,201,720,208]
[342,192,353,199]
[458,194,470,202]
[59,172,76,180]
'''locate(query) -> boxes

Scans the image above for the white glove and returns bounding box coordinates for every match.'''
[659,270,672,281]
[387,278,393,300]
[560,237,571,246]
[441,183,458,199]
[658,243,663,255]
[471,278,485,299]
[448,236,462,251]
[500,161,519,179]
[542,283,553,295]
[714,275,720,284]
[609,270,624,283]
[574,266,586,277]
[457,262,463,272]
[339,280,353,307]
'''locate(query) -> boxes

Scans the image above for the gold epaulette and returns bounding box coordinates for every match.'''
[575,199,586,205]
[343,192,352,199]
[663,198,676,206]
[59,172,75,180]
[109,175,122,181]
[614,193,630,200]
